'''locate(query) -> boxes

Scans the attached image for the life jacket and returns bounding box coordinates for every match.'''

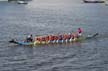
[63,34,68,40]
[45,36,49,41]
[49,35,54,41]
[58,35,63,40]
[67,33,71,39]
[41,36,46,41]
[37,36,42,41]
[35,37,41,41]
[53,35,58,40]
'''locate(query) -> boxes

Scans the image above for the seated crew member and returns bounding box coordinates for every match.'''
[69,33,74,42]
[73,32,78,41]
[26,34,33,42]
[48,35,54,43]
[63,33,67,40]
[45,36,49,42]
[58,34,63,40]
[67,33,71,40]
[35,37,41,44]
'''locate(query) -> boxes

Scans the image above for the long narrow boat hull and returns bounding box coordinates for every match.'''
[9,38,84,46]
[9,33,98,46]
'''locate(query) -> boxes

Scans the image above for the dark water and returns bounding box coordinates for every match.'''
[0,1,108,71]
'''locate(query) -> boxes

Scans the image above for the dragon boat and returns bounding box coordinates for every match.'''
[9,33,99,46]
